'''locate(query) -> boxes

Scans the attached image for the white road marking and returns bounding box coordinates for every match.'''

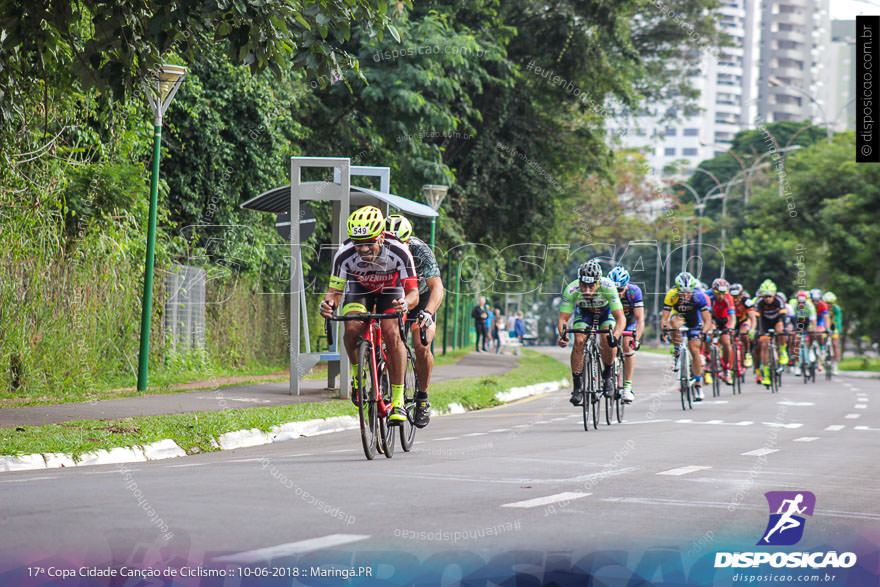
[167,463,206,468]
[433,437,459,441]
[462,432,488,437]
[212,534,370,564]
[735,421,754,426]
[741,448,779,457]
[488,429,512,433]
[777,401,815,407]
[793,437,820,442]
[854,404,867,409]
[512,424,531,428]
[501,492,591,509]
[328,449,355,453]
[0,476,59,483]
[535,421,550,424]
[621,419,671,425]
[825,425,845,431]
[708,401,729,405]
[225,458,267,463]
[845,414,861,419]
[657,466,711,476]
[676,419,693,424]
[706,420,724,424]
[762,422,803,429]
[854,426,880,431]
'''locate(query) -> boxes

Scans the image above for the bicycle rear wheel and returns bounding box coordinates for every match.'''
[824,347,833,381]
[604,358,613,426]
[582,349,592,431]
[769,351,780,394]
[589,347,600,430]
[711,346,721,398]
[733,344,742,395]
[679,350,689,411]
[357,341,378,460]
[399,349,418,452]
[615,355,625,423]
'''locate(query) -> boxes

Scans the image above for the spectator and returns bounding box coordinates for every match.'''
[471,296,490,352]
[491,308,502,353]
[514,311,526,344]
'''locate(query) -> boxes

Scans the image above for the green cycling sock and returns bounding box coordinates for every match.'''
[391,383,404,407]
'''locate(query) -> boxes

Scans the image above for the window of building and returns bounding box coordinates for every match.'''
[684,128,699,136]
[664,147,676,156]
[665,127,677,136]
[683,148,698,156]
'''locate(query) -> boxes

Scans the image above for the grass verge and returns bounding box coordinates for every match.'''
[0,351,566,458]
[839,357,880,372]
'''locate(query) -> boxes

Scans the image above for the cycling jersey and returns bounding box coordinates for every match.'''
[407,236,440,296]
[329,233,418,293]
[619,283,644,331]
[788,299,816,324]
[708,291,735,328]
[813,299,830,328]
[560,278,623,314]
[754,293,787,320]
[830,304,842,333]
[733,296,755,325]
[663,288,709,316]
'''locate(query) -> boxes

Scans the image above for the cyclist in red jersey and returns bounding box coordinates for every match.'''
[809,289,830,370]
[708,278,735,384]
[730,284,757,369]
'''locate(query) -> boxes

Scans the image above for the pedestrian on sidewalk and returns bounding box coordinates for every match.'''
[514,311,526,345]
[491,308,502,353]
[471,296,490,352]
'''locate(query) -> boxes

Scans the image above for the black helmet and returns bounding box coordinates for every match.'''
[578,259,602,284]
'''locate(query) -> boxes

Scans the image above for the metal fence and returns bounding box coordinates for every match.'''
[164,265,206,352]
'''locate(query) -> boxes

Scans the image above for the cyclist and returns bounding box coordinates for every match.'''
[730,284,756,369]
[384,214,444,428]
[660,272,712,401]
[788,290,817,377]
[557,260,625,406]
[608,265,644,403]
[319,206,419,424]
[810,289,830,371]
[753,279,789,386]
[823,291,842,374]
[707,278,735,384]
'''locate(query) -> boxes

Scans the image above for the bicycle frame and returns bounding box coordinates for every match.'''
[562,325,613,431]
[663,325,695,410]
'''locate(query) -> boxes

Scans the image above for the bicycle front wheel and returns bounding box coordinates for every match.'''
[399,348,418,452]
[604,359,613,426]
[357,341,379,460]
[711,346,721,398]
[378,367,395,459]
[615,355,625,423]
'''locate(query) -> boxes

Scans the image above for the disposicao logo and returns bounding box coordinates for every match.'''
[714,491,858,569]
[759,491,815,546]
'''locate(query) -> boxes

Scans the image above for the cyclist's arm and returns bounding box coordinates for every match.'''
[660,308,670,330]
[423,276,445,315]
[396,286,419,315]
[558,312,572,338]
[320,287,343,318]
[700,308,712,334]
[611,307,626,339]
[634,306,645,342]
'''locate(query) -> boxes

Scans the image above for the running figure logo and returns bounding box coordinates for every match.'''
[758,491,816,546]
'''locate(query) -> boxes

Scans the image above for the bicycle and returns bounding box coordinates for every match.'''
[794,329,817,384]
[562,325,613,431]
[663,326,695,411]
[821,338,834,381]
[611,332,635,424]
[704,330,723,398]
[730,330,744,395]
[326,312,412,460]
[760,328,783,393]
[399,319,429,451]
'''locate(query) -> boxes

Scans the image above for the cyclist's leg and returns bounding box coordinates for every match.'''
[341,286,373,402]
[621,330,636,401]
[597,312,616,395]
[407,300,434,427]
[376,288,407,420]
[569,312,591,404]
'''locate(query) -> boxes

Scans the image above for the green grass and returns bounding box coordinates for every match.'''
[839,357,880,372]
[0,351,566,458]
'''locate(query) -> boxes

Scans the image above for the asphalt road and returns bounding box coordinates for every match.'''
[1,347,877,582]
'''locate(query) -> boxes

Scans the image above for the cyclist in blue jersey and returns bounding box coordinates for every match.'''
[660,272,712,401]
[608,266,643,403]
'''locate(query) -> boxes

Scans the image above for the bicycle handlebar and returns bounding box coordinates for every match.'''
[325,313,407,347]
[561,327,612,336]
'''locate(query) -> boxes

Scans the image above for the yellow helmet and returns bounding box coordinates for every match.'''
[347,206,385,241]
[385,214,413,243]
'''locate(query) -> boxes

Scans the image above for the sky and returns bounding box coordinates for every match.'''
[832,0,880,20]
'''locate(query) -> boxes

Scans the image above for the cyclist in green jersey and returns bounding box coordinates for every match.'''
[557,260,626,406]
[823,291,842,374]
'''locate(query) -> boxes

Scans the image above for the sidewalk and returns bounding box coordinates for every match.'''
[0,351,518,428]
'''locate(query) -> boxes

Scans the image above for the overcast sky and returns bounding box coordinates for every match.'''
[832,0,880,19]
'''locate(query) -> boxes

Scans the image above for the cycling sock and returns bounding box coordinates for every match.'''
[762,365,769,376]
[351,364,359,387]
[415,391,428,400]
[602,365,611,379]
[572,372,583,390]
[391,383,404,406]
[624,380,632,389]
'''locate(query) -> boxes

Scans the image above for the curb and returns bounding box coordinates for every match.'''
[838,371,880,379]
[0,379,567,473]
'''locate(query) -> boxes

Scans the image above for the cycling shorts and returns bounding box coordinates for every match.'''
[712,316,733,332]
[757,316,785,337]
[573,304,615,331]
[342,282,405,315]
[670,314,702,340]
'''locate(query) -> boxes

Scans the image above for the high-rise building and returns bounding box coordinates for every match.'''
[826,20,855,131]
[613,0,761,176]
[756,0,831,124]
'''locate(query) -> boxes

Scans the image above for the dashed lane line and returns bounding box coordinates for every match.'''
[657,466,712,476]
[741,448,779,457]
[212,534,370,564]
[501,492,592,509]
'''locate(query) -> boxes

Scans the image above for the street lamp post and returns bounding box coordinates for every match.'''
[421,184,448,250]
[137,64,186,391]
[768,77,833,144]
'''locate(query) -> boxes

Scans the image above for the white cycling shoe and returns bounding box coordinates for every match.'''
[621,388,634,403]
